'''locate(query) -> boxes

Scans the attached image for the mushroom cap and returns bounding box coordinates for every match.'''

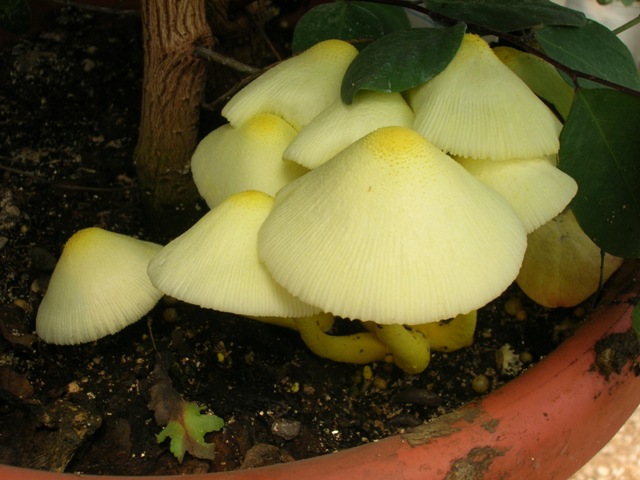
[191,114,306,209]
[493,46,574,120]
[516,209,623,308]
[36,227,163,345]
[147,190,320,318]
[407,34,562,161]
[283,91,414,169]
[258,126,527,325]
[456,156,577,233]
[222,39,359,130]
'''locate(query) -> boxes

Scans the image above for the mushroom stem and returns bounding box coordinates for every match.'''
[373,325,431,374]
[245,316,298,330]
[294,314,391,365]
[413,311,477,353]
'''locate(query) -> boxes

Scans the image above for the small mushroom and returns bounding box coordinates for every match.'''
[191,113,306,209]
[283,90,414,169]
[456,156,577,233]
[407,33,562,161]
[147,190,320,318]
[516,209,624,308]
[222,39,358,130]
[36,227,163,345]
[258,126,527,325]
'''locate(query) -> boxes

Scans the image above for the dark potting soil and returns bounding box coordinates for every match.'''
[0,5,585,476]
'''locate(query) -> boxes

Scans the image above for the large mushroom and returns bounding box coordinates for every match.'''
[407,33,562,161]
[258,126,528,325]
[36,227,163,345]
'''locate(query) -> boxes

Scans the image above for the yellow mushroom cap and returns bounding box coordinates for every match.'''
[493,46,574,120]
[36,228,163,345]
[258,126,527,325]
[147,190,320,318]
[283,91,414,169]
[191,114,306,209]
[456,156,577,233]
[516,209,623,308]
[222,39,359,130]
[407,34,562,161]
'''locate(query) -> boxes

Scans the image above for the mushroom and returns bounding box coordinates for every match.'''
[283,90,414,169]
[258,126,528,325]
[407,33,562,161]
[455,156,577,233]
[222,39,359,130]
[516,209,623,308]
[147,190,320,318]
[191,113,306,209]
[36,227,163,345]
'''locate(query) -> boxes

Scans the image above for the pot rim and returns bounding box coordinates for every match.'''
[2,260,639,480]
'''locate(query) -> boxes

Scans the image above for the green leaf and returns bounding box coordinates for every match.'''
[0,0,31,34]
[536,20,640,91]
[156,402,224,463]
[351,1,411,34]
[341,24,466,104]
[423,0,586,32]
[292,2,385,53]
[559,88,640,258]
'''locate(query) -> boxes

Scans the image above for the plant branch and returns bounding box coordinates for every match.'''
[194,46,259,74]
[613,14,640,35]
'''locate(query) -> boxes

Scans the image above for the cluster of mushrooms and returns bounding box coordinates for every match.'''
[36,34,622,374]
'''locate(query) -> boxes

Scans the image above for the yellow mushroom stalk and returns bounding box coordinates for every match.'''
[294,314,391,365]
[373,324,431,375]
[413,311,477,353]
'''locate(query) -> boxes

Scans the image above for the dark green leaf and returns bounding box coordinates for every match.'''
[536,20,640,91]
[559,88,640,258]
[351,1,411,34]
[0,0,31,34]
[423,0,586,32]
[341,24,466,104]
[292,2,385,53]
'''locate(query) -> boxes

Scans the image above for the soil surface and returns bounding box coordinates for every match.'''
[0,5,583,476]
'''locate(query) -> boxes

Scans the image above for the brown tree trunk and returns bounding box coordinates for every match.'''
[134,0,212,240]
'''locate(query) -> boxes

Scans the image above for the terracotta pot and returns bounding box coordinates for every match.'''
[1,260,639,480]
